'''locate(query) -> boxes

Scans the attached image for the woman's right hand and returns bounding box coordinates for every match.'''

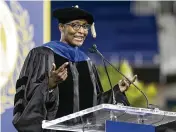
[48,62,69,89]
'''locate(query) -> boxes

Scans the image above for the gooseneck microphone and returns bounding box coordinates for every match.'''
[102,58,117,105]
[89,45,116,104]
[89,44,149,108]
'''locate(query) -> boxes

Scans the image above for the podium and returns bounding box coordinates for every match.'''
[42,104,176,132]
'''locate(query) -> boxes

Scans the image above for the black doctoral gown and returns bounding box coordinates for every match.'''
[13,42,130,132]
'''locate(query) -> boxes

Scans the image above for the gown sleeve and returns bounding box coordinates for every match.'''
[12,47,59,132]
[92,64,130,106]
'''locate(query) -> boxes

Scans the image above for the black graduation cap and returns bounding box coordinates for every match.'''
[52,5,94,25]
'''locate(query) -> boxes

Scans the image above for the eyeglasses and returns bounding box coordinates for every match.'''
[65,22,91,31]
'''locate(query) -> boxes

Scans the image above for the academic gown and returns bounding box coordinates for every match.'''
[12,41,130,132]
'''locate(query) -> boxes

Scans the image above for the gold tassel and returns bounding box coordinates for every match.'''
[91,22,96,38]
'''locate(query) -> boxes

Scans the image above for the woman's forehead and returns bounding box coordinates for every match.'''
[69,19,88,24]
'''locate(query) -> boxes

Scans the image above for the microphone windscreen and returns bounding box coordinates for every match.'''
[92,44,97,50]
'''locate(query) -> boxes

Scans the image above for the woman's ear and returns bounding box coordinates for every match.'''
[58,23,64,32]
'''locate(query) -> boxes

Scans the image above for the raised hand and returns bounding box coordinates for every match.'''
[48,62,69,89]
[118,75,137,92]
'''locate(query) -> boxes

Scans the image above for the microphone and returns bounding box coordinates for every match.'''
[102,56,116,105]
[90,45,116,104]
[89,44,149,108]
[89,45,117,104]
